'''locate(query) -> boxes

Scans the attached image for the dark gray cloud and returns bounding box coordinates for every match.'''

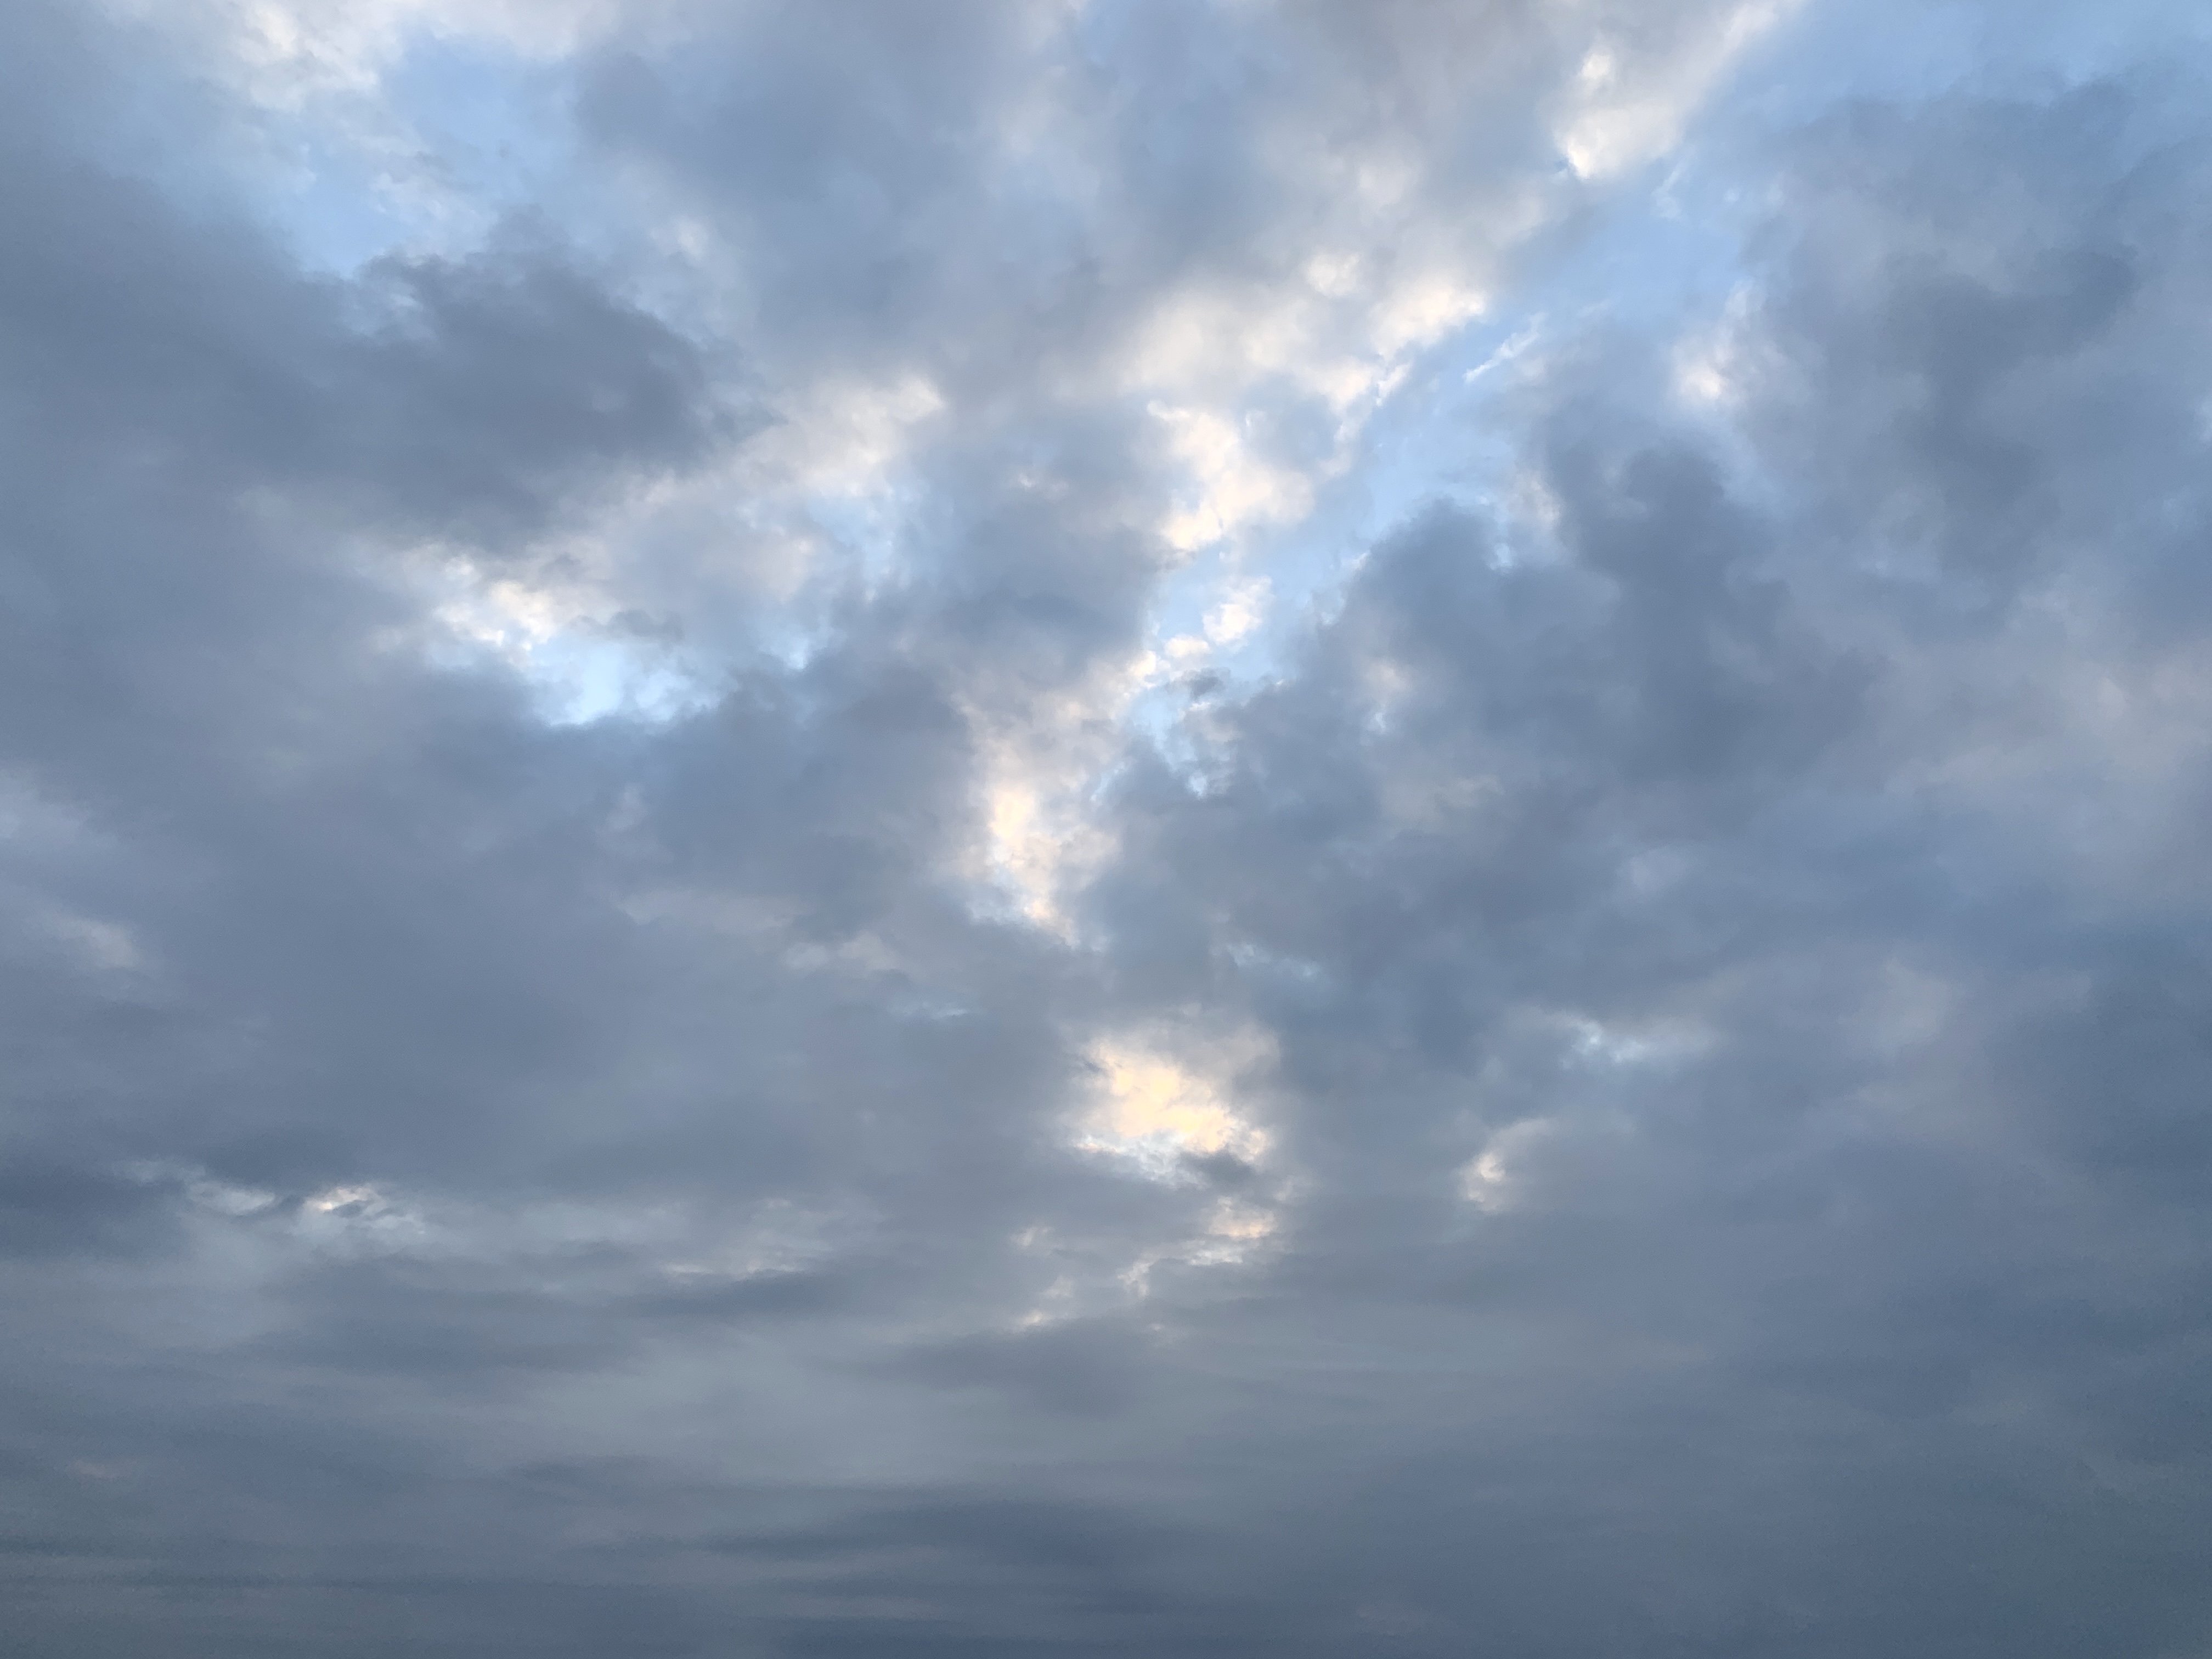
[3,0,2211,1654]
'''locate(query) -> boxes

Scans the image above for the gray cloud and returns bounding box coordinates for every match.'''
[3,0,2211,1654]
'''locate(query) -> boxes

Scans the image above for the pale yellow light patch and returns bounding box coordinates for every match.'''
[1462,1148,1514,1211]
[306,1183,386,1215]
[388,358,947,699]
[387,406,874,701]
[1204,1201,1277,1243]
[410,549,718,721]
[979,769,1116,932]
[432,569,572,667]
[1084,1049,1262,1161]
[1015,1276,1079,1328]
[1027,1030,1293,1308]
[963,650,1171,932]
[1459,1118,1557,1214]
[1124,270,1463,555]
[293,1181,437,1255]
[1076,1032,1275,1178]
[1118,1199,1283,1294]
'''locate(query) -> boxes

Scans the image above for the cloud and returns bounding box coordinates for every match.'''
[4,0,2212,1654]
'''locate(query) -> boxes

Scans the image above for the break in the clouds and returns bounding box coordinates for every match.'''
[5,0,2212,1653]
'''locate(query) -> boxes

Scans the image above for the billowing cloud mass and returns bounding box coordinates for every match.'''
[5,0,2212,1653]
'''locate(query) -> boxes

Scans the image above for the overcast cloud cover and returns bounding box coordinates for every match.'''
[5,0,2212,1652]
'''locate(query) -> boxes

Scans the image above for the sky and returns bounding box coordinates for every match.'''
[4,1,2212,1654]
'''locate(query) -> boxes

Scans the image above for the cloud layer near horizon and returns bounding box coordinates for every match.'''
[5,2,2212,1654]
